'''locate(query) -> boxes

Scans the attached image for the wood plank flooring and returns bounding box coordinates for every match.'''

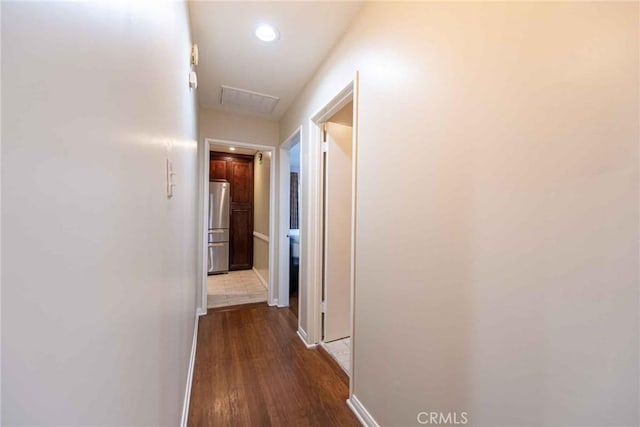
[188,302,359,426]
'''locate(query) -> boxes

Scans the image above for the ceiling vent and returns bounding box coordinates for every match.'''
[220,85,280,114]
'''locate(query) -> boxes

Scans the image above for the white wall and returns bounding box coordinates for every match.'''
[199,108,279,147]
[254,153,271,285]
[280,2,639,425]
[2,2,198,425]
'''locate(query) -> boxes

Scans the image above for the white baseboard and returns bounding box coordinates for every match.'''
[268,298,278,307]
[347,395,379,427]
[252,267,269,291]
[180,313,200,427]
[196,307,207,316]
[297,327,317,348]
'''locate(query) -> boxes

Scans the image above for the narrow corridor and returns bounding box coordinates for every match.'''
[188,303,359,426]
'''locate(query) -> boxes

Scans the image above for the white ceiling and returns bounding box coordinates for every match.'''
[188,1,363,120]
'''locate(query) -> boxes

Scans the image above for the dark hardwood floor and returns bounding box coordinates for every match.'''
[188,302,358,426]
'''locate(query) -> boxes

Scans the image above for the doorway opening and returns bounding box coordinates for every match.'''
[319,100,354,374]
[199,138,277,312]
[308,78,357,380]
[278,127,302,318]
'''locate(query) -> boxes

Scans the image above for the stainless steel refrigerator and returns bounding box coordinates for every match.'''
[208,182,230,274]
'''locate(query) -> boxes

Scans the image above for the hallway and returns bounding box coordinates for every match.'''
[3,2,639,426]
[188,304,359,426]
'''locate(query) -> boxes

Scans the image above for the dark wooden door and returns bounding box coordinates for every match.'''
[229,160,253,269]
[209,158,227,181]
[210,152,254,270]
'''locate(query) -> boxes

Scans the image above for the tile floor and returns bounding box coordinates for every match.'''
[323,337,351,375]
[207,270,268,308]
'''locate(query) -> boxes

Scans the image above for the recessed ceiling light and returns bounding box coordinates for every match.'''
[229,147,236,151]
[255,24,279,43]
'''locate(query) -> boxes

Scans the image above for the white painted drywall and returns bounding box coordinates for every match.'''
[254,154,271,235]
[254,153,271,284]
[199,108,279,147]
[2,2,198,425]
[323,112,353,342]
[281,2,639,425]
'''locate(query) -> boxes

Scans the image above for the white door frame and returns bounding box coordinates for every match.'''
[306,75,358,361]
[278,127,302,309]
[198,137,278,312]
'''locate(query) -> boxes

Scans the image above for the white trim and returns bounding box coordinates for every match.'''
[252,266,268,291]
[346,395,379,427]
[305,117,323,345]
[196,307,207,317]
[312,82,354,124]
[198,138,209,315]
[281,126,302,150]
[252,231,269,242]
[348,72,360,397]
[278,126,303,309]
[278,145,291,308]
[180,313,200,427]
[306,79,356,346]
[200,137,278,307]
[297,327,317,348]
[267,143,277,308]
[268,298,278,307]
